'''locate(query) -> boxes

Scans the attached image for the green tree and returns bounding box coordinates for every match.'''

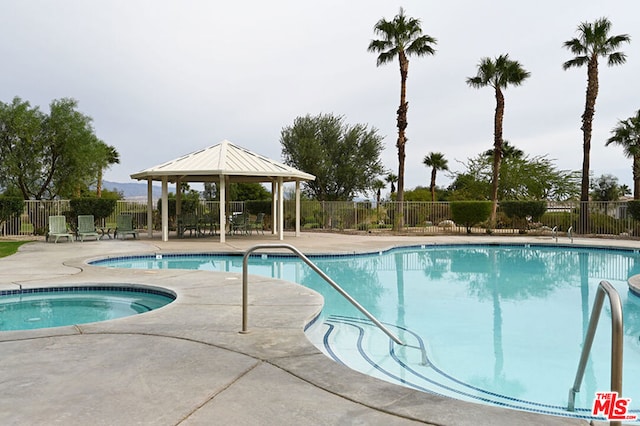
[563,17,630,231]
[280,113,385,201]
[451,150,579,201]
[590,173,622,202]
[368,8,437,229]
[0,96,115,200]
[232,183,270,201]
[605,110,640,199]
[422,151,448,202]
[467,54,530,225]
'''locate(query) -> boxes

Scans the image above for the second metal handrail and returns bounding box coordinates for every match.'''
[241,243,404,345]
[567,280,623,421]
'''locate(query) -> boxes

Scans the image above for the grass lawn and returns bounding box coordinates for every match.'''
[0,241,30,258]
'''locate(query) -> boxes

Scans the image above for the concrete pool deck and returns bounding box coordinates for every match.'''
[0,231,632,425]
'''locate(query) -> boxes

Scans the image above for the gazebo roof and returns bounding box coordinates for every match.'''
[130,140,315,183]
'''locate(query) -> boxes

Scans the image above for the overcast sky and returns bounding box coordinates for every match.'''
[1,1,638,197]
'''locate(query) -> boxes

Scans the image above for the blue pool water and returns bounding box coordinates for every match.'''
[0,286,175,331]
[92,244,640,421]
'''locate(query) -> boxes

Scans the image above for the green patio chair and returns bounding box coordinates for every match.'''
[115,214,139,240]
[47,215,73,243]
[230,212,250,235]
[77,215,100,242]
[251,212,265,235]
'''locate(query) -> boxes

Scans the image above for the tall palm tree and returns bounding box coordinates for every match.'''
[605,110,640,199]
[467,54,530,225]
[368,8,437,230]
[385,172,398,194]
[422,152,448,202]
[563,17,630,232]
[96,144,120,198]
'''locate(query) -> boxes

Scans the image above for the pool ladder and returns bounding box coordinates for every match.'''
[240,243,404,346]
[567,280,623,425]
[552,226,573,243]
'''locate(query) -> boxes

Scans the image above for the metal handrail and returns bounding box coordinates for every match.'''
[567,280,623,421]
[568,226,574,243]
[241,243,404,345]
[552,226,558,243]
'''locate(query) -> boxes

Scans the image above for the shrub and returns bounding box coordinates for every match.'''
[628,201,640,221]
[500,201,547,231]
[0,197,25,233]
[246,200,271,215]
[450,201,492,234]
[70,198,117,221]
[540,211,574,231]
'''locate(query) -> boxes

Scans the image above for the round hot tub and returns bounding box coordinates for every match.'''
[0,285,175,331]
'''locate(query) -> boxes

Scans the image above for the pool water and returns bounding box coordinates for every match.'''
[0,287,175,331]
[93,245,640,420]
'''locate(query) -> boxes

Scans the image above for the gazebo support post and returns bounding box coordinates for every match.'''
[219,174,226,243]
[278,177,284,240]
[295,180,301,237]
[161,177,169,242]
[147,179,153,238]
[271,181,277,235]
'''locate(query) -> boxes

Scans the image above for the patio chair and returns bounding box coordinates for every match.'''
[178,213,200,238]
[251,212,265,235]
[77,215,100,242]
[231,212,250,235]
[114,214,139,240]
[47,215,73,243]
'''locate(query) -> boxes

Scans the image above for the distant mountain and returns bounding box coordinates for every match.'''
[103,180,175,201]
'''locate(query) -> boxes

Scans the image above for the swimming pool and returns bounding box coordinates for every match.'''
[92,244,640,421]
[0,286,175,331]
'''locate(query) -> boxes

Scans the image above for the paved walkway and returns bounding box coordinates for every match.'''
[1,232,621,425]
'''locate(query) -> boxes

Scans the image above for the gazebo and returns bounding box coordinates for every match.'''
[130,140,315,242]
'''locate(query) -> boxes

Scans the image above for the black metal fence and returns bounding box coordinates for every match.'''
[1,199,637,238]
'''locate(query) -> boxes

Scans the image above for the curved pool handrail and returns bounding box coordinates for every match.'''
[567,280,623,421]
[240,243,404,346]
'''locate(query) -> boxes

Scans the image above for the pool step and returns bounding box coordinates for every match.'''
[306,315,615,423]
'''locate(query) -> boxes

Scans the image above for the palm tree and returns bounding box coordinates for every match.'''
[371,179,386,222]
[563,17,630,232]
[368,8,437,230]
[467,54,530,225]
[96,144,120,198]
[422,152,448,202]
[482,140,524,160]
[605,110,640,199]
[385,172,398,194]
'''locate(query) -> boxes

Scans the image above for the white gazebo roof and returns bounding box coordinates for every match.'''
[130,139,315,183]
[129,139,314,243]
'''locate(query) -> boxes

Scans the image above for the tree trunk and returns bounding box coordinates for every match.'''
[490,87,505,226]
[633,155,640,200]
[579,57,599,233]
[97,169,103,198]
[430,168,437,202]
[395,52,410,231]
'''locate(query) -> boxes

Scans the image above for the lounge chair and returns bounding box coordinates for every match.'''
[77,215,100,242]
[47,215,73,243]
[115,214,139,240]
